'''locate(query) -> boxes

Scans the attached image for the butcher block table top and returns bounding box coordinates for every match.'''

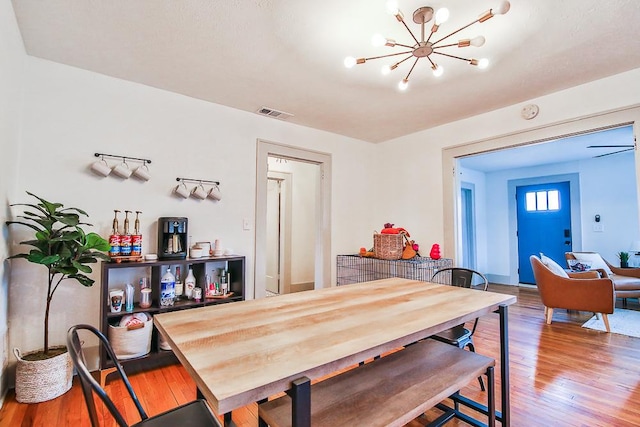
[153,278,516,415]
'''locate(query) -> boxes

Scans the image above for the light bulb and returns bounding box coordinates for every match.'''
[432,65,444,77]
[435,8,450,25]
[470,36,486,47]
[493,1,511,15]
[398,79,409,91]
[386,0,399,15]
[371,33,386,47]
[478,58,489,69]
[344,56,357,68]
[381,65,392,75]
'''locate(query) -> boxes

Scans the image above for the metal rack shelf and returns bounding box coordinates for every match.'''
[336,255,453,286]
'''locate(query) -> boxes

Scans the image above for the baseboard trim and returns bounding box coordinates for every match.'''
[290,282,314,293]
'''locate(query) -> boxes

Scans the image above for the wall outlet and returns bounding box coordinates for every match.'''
[243,218,251,231]
[593,224,604,232]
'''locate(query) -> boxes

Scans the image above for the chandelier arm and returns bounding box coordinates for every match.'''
[404,57,420,81]
[427,56,437,68]
[395,43,415,49]
[433,43,458,49]
[433,51,471,62]
[393,54,415,68]
[400,19,420,45]
[364,50,413,61]
[432,19,480,46]
[426,32,434,45]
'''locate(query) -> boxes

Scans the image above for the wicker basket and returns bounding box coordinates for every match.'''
[108,315,153,360]
[373,233,404,260]
[13,347,73,403]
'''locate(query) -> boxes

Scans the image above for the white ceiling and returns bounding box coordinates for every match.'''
[459,125,636,172]
[9,0,640,143]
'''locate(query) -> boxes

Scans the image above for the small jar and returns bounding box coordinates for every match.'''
[193,287,202,302]
[140,288,152,308]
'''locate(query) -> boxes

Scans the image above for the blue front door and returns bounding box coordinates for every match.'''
[517,182,572,284]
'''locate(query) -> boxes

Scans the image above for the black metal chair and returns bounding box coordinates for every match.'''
[430,267,489,391]
[67,324,222,427]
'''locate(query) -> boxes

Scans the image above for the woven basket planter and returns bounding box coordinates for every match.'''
[373,233,404,260]
[13,347,73,403]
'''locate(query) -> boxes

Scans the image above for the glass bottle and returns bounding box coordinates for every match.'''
[185,267,196,299]
[175,266,183,300]
[220,269,228,295]
[160,267,176,307]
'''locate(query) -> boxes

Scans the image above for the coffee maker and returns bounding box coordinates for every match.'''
[158,217,188,260]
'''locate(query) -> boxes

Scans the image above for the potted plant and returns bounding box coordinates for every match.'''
[617,251,630,268]
[6,192,110,403]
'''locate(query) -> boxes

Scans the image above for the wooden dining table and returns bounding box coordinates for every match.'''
[154,277,516,427]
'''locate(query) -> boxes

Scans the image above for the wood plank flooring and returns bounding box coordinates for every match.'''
[2,284,640,427]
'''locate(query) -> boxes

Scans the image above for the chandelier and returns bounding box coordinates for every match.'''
[344,1,511,90]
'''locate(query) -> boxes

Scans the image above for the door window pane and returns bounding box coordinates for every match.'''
[548,190,559,210]
[536,191,548,211]
[526,192,536,211]
[526,190,560,212]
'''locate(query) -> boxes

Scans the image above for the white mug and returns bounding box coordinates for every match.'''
[112,160,132,179]
[133,164,151,181]
[208,185,222,201]
[91,158,111,177]
[174,182,189,198]
[191,184,207,200]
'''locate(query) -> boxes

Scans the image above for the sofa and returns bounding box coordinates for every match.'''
[566,252,640,305]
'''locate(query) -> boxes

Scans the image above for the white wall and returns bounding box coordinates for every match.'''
[0,0,25,404]
[6,57,378,376]
[577,154,639,260]
[380,68,640,262]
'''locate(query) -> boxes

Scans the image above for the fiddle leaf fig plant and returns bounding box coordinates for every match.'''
[6,192,110,357]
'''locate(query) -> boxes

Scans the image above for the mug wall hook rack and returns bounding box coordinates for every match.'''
[174,178,222,201]
[94,152,152,164]
[91,153,152,180]
[176,178,220,186]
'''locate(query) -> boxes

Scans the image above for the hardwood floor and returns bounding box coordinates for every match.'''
[2,284,640,426]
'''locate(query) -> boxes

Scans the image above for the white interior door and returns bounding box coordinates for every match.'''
[266,178,281,294]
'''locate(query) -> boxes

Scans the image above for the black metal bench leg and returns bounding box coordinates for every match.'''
[487,366,495,427]
[287,376,311,427]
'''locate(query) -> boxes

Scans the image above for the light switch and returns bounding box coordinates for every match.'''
[593,224,604,232]
[243,218,251,231]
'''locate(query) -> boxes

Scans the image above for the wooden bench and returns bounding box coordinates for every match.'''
[258,339,495,427]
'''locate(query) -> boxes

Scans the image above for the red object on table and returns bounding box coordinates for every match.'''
[430,244,441,260]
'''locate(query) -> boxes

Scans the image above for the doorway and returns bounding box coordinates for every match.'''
[516,181,572,284]
[460,183,477,270]
[266,159,318,296]
[255,140,332,300]
[443,108,640,285]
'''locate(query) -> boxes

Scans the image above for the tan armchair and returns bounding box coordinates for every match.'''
[566,252,640,305]
[530,255,615,331]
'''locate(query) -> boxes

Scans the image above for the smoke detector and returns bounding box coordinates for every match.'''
[256,107,294,120]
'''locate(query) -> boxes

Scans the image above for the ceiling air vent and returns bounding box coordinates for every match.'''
[256,107,294,120]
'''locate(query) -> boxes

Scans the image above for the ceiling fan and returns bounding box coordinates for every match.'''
[588,143,635,158]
